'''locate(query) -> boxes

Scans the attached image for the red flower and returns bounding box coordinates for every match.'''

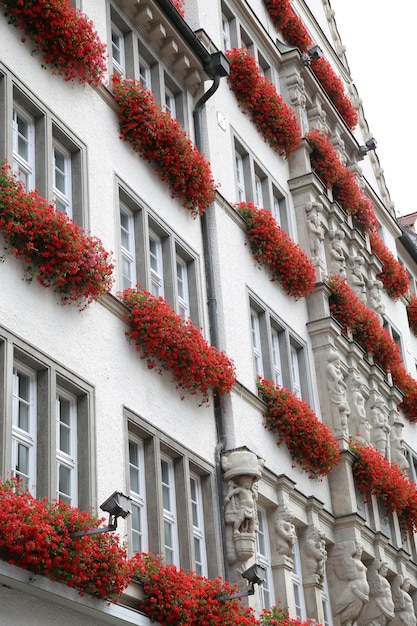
[112,76,217,216]
[370,232,410,300]
[0,162,114,308]
[122,286,236,402]
[407,295,417,337]
[226,48,302,158]
[1,0,107,85]
[310,58,358,130]
[257,377,341,478]
[237,202,316,299]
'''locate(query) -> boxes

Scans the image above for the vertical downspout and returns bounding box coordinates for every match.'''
[193,75,229,580]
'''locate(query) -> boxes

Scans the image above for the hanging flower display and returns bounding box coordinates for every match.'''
[237,202,316,299]
[122,286,236,402]
[306,129,378,232]
[0,0,107,85]
[369,231,410,300]
[112,76,217,216]
[349,441,417,535]
[407,295,417,337]
[328,275,417,422]
[0,162,114,308]
[309,57,358,130]
[257,377,341,477]
[226,48,302,158]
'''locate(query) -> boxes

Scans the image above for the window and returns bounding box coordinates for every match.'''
[161,456,179,565]
[256,507,274,610]
[164,86,176,118]
[190,473,207,575]
[149,230,164,297]
[176,255,190,318]
[255,173,264,208]
[222,14,231,50]
[53,141,72,217]
[235,152,247,203]
[111,23,126,75]
[12,363,37,493]
[56,389,77,505]
[129,436,147,553]
[12,105,35,190]
[249,296,310,399]
[139,57,152,90]
[383,319,403,359]
[292,540,307,620]
[321,576,333,626]
[120,203,137,290]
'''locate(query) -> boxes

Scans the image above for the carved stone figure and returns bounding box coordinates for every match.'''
[224,475,257,535]
[392,575,416,626]
[306,203,325,263]
[368,279,385,323]
[357,560,395,626]
[326,351,350,435]
[330,541,369,626]
[275,507,297,558]
[328,229,346,276]
[390,415,409,472]
[370,397,390,457]
[350,375,371,444]
[348,256,367,303]
[301,525,327,584]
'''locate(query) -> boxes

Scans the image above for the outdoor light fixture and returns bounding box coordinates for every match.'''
[216,563,266,601]
[302,44,323,65]
[359,137,377,156]
[70,491,132,538]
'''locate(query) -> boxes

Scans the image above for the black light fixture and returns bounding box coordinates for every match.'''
[216,563,266,601]
[302,44,323,65]
[359,137,377,156]
[70,491,132,538]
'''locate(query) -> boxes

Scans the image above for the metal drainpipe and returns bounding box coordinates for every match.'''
[193,75,229,580]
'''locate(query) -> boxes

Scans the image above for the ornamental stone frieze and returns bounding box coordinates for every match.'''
[221,448,263,565]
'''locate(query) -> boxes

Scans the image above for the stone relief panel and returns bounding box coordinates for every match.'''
[348,373,371,445]
[306,202,326,266]
[328,228,347,277]
[367,278,385,323]
[389,410,409,471]
[370,395,390,458]
[347,255,367,303]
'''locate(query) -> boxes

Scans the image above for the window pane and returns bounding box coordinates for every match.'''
[58,463,71,502]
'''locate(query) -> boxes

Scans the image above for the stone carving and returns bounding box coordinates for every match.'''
[348,256,367,303]
[330,541,369,626]
[392,575,416,626]
[357,560,395,626]
[301,525,327,584]
[390,413,409,471]
[306,203,325,264]
[370,397,390,457]
[222,449,263,564]
[350,374,371,444]
[367,279,385,323]
[326,351,350,435]
[328,229,346,276]
[275,507,297,558]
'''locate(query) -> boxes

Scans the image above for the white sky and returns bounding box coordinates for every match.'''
[329,0,417,217]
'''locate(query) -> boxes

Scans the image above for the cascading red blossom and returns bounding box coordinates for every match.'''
[407,295,417,337]
[261,605,320,626]
[122,286,236,402]
[226,48,302,158]
[0,0,107,85]
[349,441,417,534]
[369,231,410,300]
[237,202,316,299]
[306,129,378,232]
[0,478,130,600]
[328,275,417,422]
[257,377,341,478]
[310,58,358,130]
[112,76,217,216]
[0,162,114,308]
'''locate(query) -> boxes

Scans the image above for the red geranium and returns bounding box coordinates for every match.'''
[370,231,410,300]
[122,286,236,402]
[407,295,417,337]
[237,202,316,299]
[1,0,107,85]
[310,57,358,130]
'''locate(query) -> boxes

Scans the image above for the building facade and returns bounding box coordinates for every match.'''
[1,0,417,624]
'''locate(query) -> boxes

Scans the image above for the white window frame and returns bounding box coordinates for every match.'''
[321,575,333,626]
[111,22,126,75]
[129,435,148,553]
[120,203,137,290]
[256,507,274,610]
[292,540,307,620]
[12,104,35,191]
[164,86,177,118]
[176,255,190,319]
[56,388,78,505]
[291,345,302,399]
[250,309,264,378]
[149,230,164,297]
[222,14,231,50]
[190,473,207,576]
[139,58,152,90]
[235,152,246,203]
[255,174,264,208]
[11,363,37,494]
[53,141,72,217]
[161,455,179,565]
[271,328,283,386]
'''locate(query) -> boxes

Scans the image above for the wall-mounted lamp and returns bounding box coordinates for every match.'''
[70,491,132,538]
[301,45,323,65]
[215,563,266,601]
[358,137,377,156]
